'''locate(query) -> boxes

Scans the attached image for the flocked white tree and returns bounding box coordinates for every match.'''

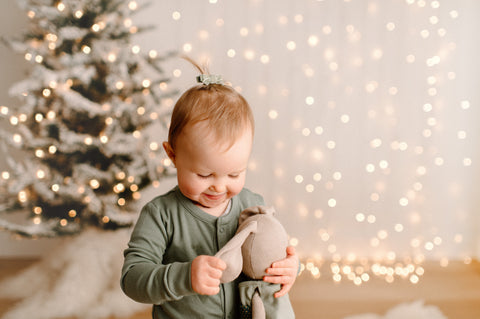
[0,0,175,237]
[0,1,176,318]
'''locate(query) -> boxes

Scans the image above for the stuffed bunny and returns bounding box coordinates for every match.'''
[215,206,295,319]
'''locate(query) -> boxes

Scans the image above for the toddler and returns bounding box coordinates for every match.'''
[121,60,298,318]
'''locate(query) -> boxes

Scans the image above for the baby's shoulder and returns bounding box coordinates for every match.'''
[236,188,265,207]
[141,187,181,213]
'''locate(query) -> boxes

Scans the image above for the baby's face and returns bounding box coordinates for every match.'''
[166,121,253,216]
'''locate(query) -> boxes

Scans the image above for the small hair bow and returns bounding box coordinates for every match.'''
[196,74,224,85]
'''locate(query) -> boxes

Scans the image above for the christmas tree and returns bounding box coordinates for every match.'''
[0,0,176,237]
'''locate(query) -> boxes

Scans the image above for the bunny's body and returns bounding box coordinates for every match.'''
[216,206,295,319]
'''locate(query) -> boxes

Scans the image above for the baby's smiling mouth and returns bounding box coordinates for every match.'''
[204,193,225,201]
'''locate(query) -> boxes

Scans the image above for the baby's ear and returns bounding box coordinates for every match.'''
[215,221,257,283]
[162,142,176,165]
[239,206,276,225]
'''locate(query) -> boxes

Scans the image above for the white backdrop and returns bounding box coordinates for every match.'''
[131,0,480,264]
[1,1,479,273]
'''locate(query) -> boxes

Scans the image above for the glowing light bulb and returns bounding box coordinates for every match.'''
[36,169,46,179]
[74,10,83,19]
[82,46,91,54]
[327,198,337,207]
[13,134,22,144]
[128,1,138,10]
[172,11,181,20]
[92,24,100,32]
[286,41,296,51]
[308,35,319,47]
[115,81,124,90]
[90,179,100,189]
[107,53,117,62]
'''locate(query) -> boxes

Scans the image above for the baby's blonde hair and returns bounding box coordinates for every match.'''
[167,58,254,151]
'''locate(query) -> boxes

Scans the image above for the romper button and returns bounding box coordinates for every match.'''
[219,227,225,233]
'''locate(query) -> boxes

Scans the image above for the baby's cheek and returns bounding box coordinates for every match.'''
[229,179,246,196]
[178,174,204,197]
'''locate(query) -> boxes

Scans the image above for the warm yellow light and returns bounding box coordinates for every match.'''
[115,81,124,90]
[13,134,22,144]
[128,0,138,10]
[142,79,151,88]
[90,179,100,189]
[74,10,83,19]
[133,192,141,200]
[172,11,181,20]
[114,183,125,193]
[107,53,117,62]
[82,45,91,54]
[36,169,46,179]
[18,191,27,203]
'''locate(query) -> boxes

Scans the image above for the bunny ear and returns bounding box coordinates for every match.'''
[215,220,257,283]
[239,206,276,225]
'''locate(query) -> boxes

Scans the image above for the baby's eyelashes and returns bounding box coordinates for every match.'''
[196,173,240,179]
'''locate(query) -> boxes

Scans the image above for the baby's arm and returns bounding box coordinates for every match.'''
[262,246,299,298]
[121,202,196,304]
[191,255,226,295]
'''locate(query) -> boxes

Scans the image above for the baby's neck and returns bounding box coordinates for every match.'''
[195,199,231,217]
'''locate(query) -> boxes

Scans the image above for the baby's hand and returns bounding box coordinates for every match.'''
[263,246,299,298]
[191,255,226,295]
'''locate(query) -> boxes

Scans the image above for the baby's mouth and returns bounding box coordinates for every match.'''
[203,193,225,201]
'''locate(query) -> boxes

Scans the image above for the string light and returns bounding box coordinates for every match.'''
[89,179,100,189]
[56,2,65,11]
[128,1,138,11]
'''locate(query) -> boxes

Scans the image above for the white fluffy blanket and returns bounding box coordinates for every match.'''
[0,228,149,319]
[344,300,448,319]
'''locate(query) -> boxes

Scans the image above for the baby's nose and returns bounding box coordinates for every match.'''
[210,181,226,193]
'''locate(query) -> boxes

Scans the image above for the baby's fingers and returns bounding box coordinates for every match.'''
[273,283,291,298]
[263,274,292,298]
[265,266,294,276]
[263,274,289,285]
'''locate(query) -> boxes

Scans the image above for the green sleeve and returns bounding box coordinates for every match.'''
[120,201,196,304]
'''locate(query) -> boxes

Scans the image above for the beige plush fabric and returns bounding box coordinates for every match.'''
[239,206,288,279]
[215,206,288,282]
